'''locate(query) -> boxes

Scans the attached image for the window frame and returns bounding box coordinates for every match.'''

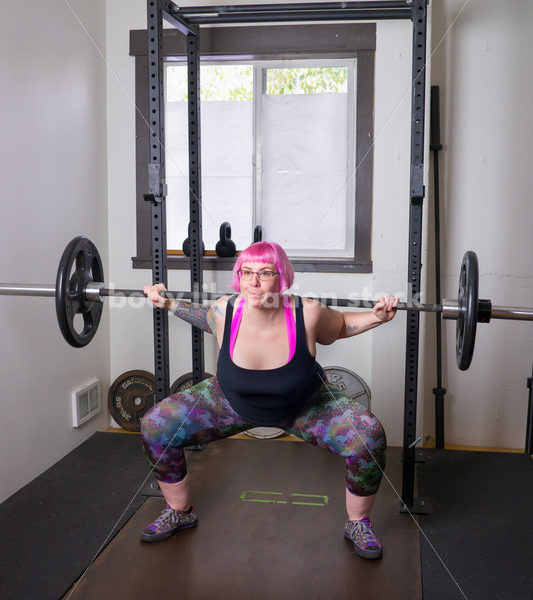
[130,23,376,273]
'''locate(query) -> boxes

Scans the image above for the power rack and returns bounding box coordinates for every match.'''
[144,0,429,513]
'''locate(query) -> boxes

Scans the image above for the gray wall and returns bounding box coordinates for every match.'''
[0,0,109,502]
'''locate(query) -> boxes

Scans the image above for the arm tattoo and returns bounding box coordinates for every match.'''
[171,301,216,335]
[208,304,224,335]
[346,324,360,334]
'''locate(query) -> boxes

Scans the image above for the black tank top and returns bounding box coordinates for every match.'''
[217,295,323,427]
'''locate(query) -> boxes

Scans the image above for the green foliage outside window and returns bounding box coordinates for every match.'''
[266,67,347,95]
[166,65,347,102]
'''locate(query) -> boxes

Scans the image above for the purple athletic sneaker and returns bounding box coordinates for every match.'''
[141,504,198,542]
[344,516,383,559]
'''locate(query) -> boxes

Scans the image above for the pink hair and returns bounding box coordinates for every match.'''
[231,241,294,293]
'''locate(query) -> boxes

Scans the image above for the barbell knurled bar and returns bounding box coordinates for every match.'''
[1,237,532,369]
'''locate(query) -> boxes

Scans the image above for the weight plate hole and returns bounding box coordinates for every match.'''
[73,313,84,333]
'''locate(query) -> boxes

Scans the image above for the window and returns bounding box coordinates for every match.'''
[165,62,255,254]
[130,23,375,272]
[165,59,356,258]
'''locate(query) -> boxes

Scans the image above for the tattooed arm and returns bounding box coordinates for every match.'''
[143,284,225,336]
[170,300,221,335]
[337,296,398,340]
[304,296,398,345]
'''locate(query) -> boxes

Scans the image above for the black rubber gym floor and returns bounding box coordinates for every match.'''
[417,448,533,600]
[1,432,532,600]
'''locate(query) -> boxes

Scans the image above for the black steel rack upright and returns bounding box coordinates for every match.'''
[146,0,429,513]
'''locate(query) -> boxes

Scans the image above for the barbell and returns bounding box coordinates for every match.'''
[1,236,532,370]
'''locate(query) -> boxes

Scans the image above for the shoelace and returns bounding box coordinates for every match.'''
[154,505,178,527]
[350,519,379,548]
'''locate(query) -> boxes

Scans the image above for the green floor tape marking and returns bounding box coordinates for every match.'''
[240,490,287,504]
[240,491,328,506]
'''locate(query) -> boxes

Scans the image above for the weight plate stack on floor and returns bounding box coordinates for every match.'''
[244,427,286,439]
[323,366,371,411]
[170,371,214,395]
[108,370,156,432]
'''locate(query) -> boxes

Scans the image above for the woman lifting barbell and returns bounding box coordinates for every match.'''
[141,240,398,560]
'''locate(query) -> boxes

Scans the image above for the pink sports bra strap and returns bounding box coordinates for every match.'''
[229,296,296,362]
[284,300,297,361]
[229,297,245,360]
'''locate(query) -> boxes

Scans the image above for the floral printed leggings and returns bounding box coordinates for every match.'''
[141,376,386,496]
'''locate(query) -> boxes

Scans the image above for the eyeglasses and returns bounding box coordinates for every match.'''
[238,269,280,281]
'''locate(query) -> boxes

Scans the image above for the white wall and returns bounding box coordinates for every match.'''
[422,0,533,448]
[371,19,415,445]
[0,0,109,502]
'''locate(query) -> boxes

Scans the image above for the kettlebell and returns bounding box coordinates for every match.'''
[182,224,205,257]
[215,222,236,258]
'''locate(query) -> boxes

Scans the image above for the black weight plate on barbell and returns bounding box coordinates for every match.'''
[170,371,214,395]
[55,236,104,348]
[108,370,156,432]
[456,250,479,371]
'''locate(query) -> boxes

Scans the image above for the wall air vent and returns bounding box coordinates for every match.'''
[72,380,101,427]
